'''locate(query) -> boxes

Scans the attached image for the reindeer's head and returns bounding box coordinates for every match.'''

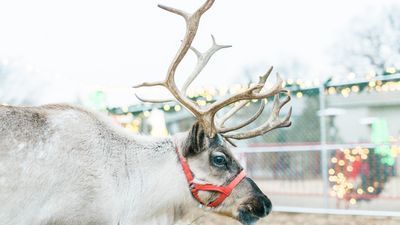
[134,0,292,224]
[178,122,271,224]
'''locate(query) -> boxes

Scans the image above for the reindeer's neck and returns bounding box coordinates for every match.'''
[111,133,194,224]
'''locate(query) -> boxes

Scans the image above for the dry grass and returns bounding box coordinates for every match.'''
[183,212,400,225]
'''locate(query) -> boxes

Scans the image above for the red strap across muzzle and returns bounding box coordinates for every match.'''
[175,146,246,207]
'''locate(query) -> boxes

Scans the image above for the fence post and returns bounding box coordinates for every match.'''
[319,84,329,209]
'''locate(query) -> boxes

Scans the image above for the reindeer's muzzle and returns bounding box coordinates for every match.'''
[237,178,272,225]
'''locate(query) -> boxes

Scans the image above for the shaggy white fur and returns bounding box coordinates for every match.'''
[0,104,194,225]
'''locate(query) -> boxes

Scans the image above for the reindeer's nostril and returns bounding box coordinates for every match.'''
[262,195,272,216]
[251,195,272,217]
[238,195,272,225]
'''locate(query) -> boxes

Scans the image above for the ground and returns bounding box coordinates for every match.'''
[188,212,400,225]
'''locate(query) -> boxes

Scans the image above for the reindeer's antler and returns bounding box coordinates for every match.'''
[133,0,292,139]
[223,93,292,140]
[133,0,216,118]
[135,35,231,103]
[217,69,271,133]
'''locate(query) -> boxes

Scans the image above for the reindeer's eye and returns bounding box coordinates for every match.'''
[212,155,227,167]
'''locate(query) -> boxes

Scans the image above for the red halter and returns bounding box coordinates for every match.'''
[175,146,247,207]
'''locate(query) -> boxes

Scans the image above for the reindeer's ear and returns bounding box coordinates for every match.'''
[183,122,207,157]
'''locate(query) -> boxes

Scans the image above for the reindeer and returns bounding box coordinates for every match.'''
[0,0,292,225]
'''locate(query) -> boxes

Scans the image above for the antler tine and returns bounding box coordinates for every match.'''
[207,70,280,114]
[157,4,189,20]
[190,69,285,137]
[202,72,285,137]
[134,93,170,104]
[132,81,165,89]
[133,0,216,116]
[181,35,232,95]
[134,35,231,104]
[217,67,272,128]
[219,100,265,133]
[223,93,292,140]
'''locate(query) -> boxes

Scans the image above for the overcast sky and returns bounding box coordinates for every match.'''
[0,0,398,105]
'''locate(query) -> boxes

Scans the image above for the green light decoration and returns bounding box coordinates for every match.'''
[88,90,106,111]
[371,119,395,166]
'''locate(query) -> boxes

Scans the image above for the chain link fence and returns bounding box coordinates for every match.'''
[232,75,400,215]
[107,73,400,216]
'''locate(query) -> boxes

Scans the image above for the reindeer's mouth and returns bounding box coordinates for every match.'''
[212,208,260,225]
[237,197,272,225]
[238,209,260,225]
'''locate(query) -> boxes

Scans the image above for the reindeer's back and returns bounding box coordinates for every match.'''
[0,104,94,152]
[0,105,54,148]
[0,104,120,225]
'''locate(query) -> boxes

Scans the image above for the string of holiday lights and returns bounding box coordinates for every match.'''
[105,68,399,115]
